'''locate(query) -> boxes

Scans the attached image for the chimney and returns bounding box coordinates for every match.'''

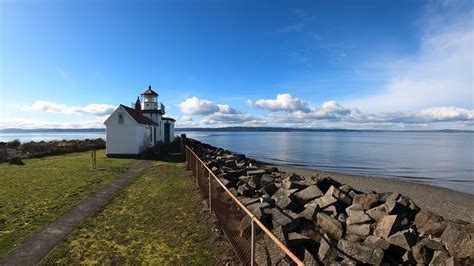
[135,96,141,114]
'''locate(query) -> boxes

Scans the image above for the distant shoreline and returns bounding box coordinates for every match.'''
[1,127,473,133]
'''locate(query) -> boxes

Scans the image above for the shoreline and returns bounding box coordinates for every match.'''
[263,162,474,223]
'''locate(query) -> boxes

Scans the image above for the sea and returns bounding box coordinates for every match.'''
[1,130,473,194]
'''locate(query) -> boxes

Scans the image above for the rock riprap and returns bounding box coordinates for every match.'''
[186,139,474,265]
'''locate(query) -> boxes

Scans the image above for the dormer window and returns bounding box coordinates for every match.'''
[118,113,124,124]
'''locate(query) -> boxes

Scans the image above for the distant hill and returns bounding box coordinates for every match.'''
[175,127,474,133]
[1,127,472,133]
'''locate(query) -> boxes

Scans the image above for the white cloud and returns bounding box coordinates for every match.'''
[23,100,116,116]
[249,93,310,112]
[265,101,474,126]
[178,97,219,116]
[0,117,106,129]
[177,97,260,127]
[344,6,473,112]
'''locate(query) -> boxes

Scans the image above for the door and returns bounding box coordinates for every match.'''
[164,122,170,143]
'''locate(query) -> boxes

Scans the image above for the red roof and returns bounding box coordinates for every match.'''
[120,105,158,125]
[141,86,158,96]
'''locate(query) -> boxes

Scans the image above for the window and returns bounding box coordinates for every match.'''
[118,113,124,124]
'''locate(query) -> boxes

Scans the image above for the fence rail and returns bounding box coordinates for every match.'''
[184,145,303,266]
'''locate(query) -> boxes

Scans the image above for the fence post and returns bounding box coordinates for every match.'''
[208,170,212,213]
[195,157,198,181]
[251,219,256,266]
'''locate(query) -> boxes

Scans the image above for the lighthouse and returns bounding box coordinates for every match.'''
[103,85,176,156]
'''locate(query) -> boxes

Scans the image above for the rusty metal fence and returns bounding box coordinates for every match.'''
[185,145,303,266]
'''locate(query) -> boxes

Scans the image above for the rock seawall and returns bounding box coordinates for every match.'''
[186,138,473,265]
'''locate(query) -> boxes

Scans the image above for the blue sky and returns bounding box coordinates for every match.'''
[0,0,473,129]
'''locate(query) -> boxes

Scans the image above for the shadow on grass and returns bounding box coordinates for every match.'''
[145,142,185,163]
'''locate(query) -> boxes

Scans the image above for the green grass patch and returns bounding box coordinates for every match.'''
[42,157,222,264]
[0,150,139,258]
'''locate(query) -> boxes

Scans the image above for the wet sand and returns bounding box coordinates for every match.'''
[265,164,474,223]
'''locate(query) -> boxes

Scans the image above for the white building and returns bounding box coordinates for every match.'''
[103,86,176,156]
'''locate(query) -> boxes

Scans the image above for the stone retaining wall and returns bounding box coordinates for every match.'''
[186,138,473,265]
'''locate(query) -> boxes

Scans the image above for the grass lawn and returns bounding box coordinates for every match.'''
[41,153,228,264]
[0,150,139,258]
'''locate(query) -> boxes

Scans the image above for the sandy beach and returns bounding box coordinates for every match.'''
[267,164,474,223]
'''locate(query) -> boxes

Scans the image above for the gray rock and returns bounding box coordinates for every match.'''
[363,235,390,250]
[401,250,416,264]
[240,197,260,206]
[313,195,338,209]
[275,195,297,211]
[337,213,347,224]
[345,233,362,242]
[353,193,380,210]
[247,169,266,176]
[414,209,446,237]
[303,249,318,266]
[327,185,352,205]
[429,250,449,266]
[339,184,353,193]
[270,209,300,231]
[337,239,384,265]
[281,178,306,190]
[247,175,261,189]
[299,203,320,221]
[440,221,474,259]
[264,166,278,173]
[412,238,444,264]
[224,159,236,167]
[260,174,275,187]
[386,229,418,251]
[345,204,364,216]
[262,183,279,196]
[318,234,338,264]
[374,215,400,238]
[287,173,303,181]
[322,205,338,218]
[238,175,251,183]
[317,212,344,240]
[237,184,255,197]
[366,202,395,222]
[294,185,324,203]
[346,211,372,225]
[347,223,371,236]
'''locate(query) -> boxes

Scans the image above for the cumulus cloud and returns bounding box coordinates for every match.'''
[178,97,219,115]
[248,93,310,112]
[344,5,473,112]
[177,97,260,127]
[176,94,473,128]
[265,100,474,127]
[23,100,116,116]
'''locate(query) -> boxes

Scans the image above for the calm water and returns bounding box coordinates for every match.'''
[178,131,474,194]
[2,130,473,194]
[0,132,106,142]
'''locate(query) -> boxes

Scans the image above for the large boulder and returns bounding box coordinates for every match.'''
[337,239,384,265]
[293,185,323,203]
[440,220,474,259]
[414,209,446,237]
[374,215,400,238]
[317,212,344,240]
